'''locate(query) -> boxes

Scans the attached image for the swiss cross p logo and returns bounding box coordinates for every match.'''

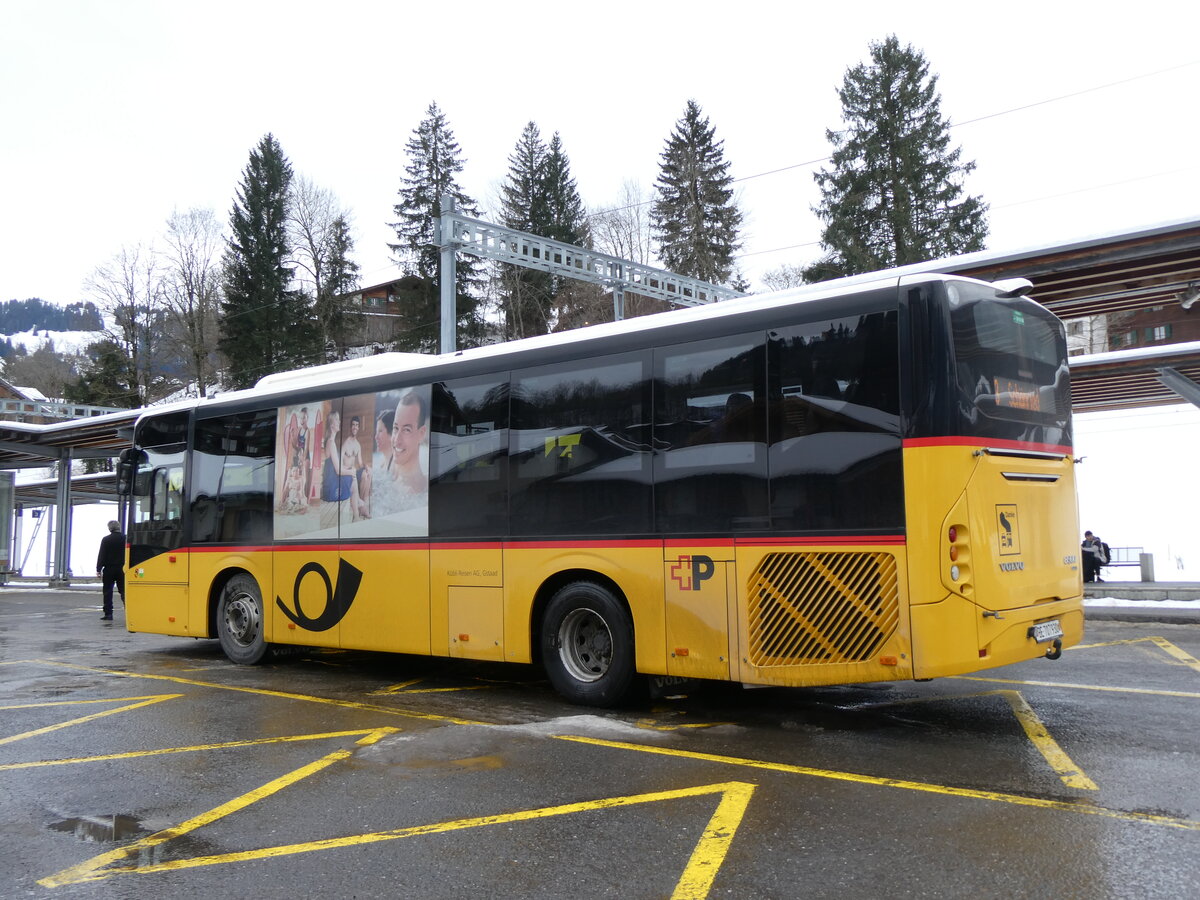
[670,554,716,591]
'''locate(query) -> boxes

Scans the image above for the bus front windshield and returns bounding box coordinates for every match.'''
[946,281,1072,449]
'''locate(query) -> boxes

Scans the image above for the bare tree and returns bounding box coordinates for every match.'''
[85,244,171,404]
[760,264,807,292]
[161,208,223,397]
[289,176,360,359]
[587,181,676,320]
[589,180,655,265]
[289,176,337,297]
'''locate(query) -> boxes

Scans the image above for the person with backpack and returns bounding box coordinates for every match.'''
[1082,531,1104,583]
[1094,535,1111,582]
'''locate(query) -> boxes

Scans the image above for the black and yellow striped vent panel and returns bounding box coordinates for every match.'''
[746,552,900,666]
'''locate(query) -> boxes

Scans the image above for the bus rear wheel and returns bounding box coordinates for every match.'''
[541,581,635,707]
[217,574,268,665]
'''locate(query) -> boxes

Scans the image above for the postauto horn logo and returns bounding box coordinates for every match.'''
[276,559,363,631]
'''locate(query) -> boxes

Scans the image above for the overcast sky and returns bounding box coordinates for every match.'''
[4,2,1199,581]
[2,0,1198,303]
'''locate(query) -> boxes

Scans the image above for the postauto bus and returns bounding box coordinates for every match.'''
[119,271,1082,706]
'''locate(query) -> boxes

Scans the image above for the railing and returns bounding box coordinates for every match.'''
[0,399,122,421]
[1106,546,1144,567]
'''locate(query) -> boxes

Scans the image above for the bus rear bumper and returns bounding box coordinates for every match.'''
[911,594,1084,679]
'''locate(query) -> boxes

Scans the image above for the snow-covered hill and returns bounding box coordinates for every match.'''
[5,328,106,355]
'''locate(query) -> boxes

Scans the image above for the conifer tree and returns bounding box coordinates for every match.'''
[542,132,589,248]
[498,122,552,338]
[805,35,988,281]
[501,122,550,234]
[651,100,743,286]
[389,102,485,352]
[496,124,593,338]
[315,214,360,360]
[220,134,317,389]
[540,132,596,329]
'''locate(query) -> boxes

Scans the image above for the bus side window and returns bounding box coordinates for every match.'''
[429,377,510,537]
[768,309,902,532]
[509,352,652,537]
[653,333,768,533]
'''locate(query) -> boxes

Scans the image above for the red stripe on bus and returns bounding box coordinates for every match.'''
[181,536,905,554]
[903,436,1072,454]
[509,539,665,550]
[734,535,905,546]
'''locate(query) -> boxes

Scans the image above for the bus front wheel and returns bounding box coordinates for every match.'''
[217,574,268,665]
[541,581,635,707]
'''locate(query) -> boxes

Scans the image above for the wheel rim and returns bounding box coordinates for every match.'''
[224,590,261,648]
[557,608,613,683]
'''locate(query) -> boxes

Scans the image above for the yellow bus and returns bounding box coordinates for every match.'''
[120,271,1083,706]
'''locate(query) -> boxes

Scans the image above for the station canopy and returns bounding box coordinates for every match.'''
[1,216,1198,485]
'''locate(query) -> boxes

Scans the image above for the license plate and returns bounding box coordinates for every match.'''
[1029,620,1064,643]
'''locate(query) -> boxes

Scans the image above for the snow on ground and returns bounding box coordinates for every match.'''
[1084,596,1197,608]
[7,329,106,356]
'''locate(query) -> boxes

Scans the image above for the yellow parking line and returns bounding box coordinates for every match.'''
[1149,637,1200,675]
[1067,636,1200,675]
[847,689,1096,790]
[555,736,1200,831]
[43,777,755,897]
[39,727,396,887]
[371,679,496,695]
[636,718,733,732]
[672,782,756,899]
[370,678,425,694]
[952,675,1200,698]
[0,727,401,772]
[992,690,1097,790]
[1074,638,1154,649]
[28,659,490,726]
[0,694,182,746]
[0,694,173,711]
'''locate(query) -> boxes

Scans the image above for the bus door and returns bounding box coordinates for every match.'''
[663,543,735,680]
[128,439,190,634]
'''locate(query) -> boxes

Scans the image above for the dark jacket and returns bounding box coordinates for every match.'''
[96,531,126,571]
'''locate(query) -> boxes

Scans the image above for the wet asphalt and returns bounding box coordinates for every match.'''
[2,588,1198,898]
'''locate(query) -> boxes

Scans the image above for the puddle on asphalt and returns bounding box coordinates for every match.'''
[49,814,149,843]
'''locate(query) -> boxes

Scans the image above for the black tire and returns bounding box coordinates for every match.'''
[541,581,636,707]
[217,574,268,665]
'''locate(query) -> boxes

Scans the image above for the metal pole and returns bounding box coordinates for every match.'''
[10,505,21,580]
[52,451,73,585]
[439,196,457,354]
[44,505,54,580]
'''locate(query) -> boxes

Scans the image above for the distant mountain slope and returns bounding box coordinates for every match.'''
[0,298,103,334]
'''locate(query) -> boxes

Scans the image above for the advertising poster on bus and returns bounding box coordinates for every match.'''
[273,385,430,540]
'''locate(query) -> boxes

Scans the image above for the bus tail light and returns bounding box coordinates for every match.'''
[947,523,971,591]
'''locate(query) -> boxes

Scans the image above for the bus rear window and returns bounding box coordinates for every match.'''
[949,288,1070,425]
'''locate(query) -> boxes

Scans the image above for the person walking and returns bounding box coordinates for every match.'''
[96,520,126,621]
